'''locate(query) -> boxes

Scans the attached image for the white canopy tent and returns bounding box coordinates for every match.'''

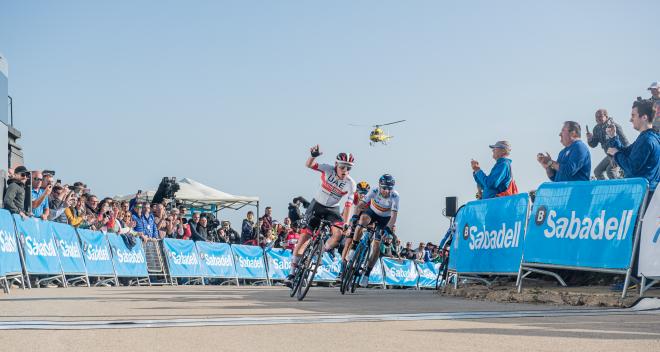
[114,178,259,212]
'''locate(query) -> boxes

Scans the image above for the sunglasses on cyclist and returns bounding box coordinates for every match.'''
[380,185,393,190]
[337,164,352,171]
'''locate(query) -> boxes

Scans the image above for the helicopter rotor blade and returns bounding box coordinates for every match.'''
[373,119,406,127]
[348,123,370,127]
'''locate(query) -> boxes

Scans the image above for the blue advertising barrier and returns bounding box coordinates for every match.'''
[14,216,63,276]
[0,210,22,278]
[50,222,87,279]
[107,234,148,278]
[449,193,528,275]
[314,252,341,282]
[368,258,385,286]
[382,258,418,287]
[231,245,268,280]
[265,247,291,280]
[162,238,203,279]
[417,261,440,288]
[520,179,648,298]
[76,229,115,278]
[196,242,237,279]
[523,179,647,270]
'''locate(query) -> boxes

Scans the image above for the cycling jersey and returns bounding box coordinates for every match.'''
[311,163,356,208]
[364,188,400,217]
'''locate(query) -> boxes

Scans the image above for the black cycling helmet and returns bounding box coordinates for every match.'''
[379,174,395,190]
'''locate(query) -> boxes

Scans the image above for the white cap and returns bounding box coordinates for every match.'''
[648,81,659,90]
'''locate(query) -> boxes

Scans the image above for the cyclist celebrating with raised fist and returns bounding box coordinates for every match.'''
[344,174,400,287]
[285,145,357,286]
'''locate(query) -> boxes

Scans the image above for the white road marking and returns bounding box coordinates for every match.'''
[1,300,659,330]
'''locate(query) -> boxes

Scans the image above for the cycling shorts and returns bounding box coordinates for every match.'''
[304,199,344,231]
[363,208,391,241]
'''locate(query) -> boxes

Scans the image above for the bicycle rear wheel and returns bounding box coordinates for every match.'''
[296,237,323,301]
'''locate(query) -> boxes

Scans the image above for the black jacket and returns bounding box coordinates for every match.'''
[3,179,26,214]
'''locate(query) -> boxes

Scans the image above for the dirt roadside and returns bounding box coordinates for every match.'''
[439,282,659,307]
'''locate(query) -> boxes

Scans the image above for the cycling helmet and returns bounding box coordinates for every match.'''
[335,152,355,166]
[379,174,395,190]
[356,181,370,195]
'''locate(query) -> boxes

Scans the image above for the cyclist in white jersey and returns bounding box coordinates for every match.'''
[285,145,356,285]
[342,174,399,287]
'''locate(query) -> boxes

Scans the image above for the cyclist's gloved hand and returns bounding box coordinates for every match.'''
[310,145,322,157]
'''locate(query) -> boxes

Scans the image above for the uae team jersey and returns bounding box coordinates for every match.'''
[364,188,400,217]
[311,163,357,208]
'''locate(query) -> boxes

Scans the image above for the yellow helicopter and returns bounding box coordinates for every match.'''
[351,120,406,146]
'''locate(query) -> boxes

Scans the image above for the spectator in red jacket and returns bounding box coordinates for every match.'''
[285,223,301,251]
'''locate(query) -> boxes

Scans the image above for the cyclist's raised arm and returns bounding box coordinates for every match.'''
[306,144,322,169]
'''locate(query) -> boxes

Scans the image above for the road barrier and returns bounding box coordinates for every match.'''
[449,193,529,284]
[382,257,419,288]
[197,242,238,284]
[107,233,149,284]
[520,179,648,298]
[5,178,652,297]
[14,216,65,288]
[162,238,204,284]
[639,190,660,294]
[265,247,291,281]
[231,244,268,283]
[77,228,117,286]
[416,261,440,289]
[50,221,88,286]
[0,204,439,292]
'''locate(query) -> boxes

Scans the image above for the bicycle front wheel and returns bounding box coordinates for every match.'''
[290,242,314,297]
[296,238,323,301]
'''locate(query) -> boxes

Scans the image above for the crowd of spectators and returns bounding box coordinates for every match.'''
[471,81,660,201]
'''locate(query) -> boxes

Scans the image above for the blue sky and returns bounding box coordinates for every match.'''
[1,1,658,243]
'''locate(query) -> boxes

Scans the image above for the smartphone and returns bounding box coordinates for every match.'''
[137,189,143,195]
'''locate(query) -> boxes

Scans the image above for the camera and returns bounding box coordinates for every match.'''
[201,212,220,230]
[289,196,310,227]
[152,177,180,206]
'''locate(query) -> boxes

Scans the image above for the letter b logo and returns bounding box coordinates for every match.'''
[463,224,469,240]
[535,206,547,225]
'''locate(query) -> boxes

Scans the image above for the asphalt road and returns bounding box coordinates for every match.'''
[1,286,659,351]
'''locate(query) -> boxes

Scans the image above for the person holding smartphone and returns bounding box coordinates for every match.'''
[586,109,628,180]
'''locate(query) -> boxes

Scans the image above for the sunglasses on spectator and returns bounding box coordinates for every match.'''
[33,177,43,181]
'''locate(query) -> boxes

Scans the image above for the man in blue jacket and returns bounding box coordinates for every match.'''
[607,98,660,193]
[537,121,591,182]
[471,141,514,199]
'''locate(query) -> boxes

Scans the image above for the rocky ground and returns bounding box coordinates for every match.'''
[440,280,659,307]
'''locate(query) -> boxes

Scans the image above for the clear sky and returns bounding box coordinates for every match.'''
[1,1,658,244]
